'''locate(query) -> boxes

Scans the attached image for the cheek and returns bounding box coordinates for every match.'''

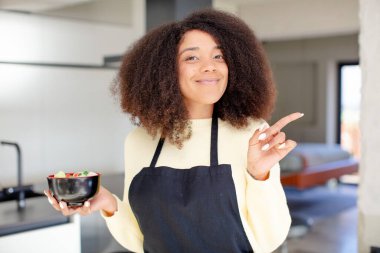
[222,63,228,76]
[221,64,229,85]
[178,67,190,94]
[178,65,196,84]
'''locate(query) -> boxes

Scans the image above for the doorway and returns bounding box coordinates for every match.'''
[337,62,361,159]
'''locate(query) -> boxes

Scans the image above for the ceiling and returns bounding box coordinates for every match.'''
[214,0,359,41]
[0,0,134,25]
[0,0,93,12]
[0,0,294,12]
[0,0,359,40]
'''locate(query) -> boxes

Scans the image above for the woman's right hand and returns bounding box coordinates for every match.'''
[44,186,117,217]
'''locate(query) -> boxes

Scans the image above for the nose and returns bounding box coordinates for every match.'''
[200,60,216,72]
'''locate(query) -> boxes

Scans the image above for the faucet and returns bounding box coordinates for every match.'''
[1,141,26,210]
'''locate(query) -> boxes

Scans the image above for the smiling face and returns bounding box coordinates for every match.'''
[177,30,228,119]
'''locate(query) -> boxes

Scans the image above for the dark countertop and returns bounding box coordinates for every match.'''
[0,196,70,236]
[0,172,124,238]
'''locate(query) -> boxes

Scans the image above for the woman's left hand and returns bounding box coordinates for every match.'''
[247,112,304,180]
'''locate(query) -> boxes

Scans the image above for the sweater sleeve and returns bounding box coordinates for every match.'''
[244,121,291,253]
[245,163,291,253]
[100,129,145,253]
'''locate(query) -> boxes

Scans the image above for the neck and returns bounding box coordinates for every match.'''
[186,103,214,119]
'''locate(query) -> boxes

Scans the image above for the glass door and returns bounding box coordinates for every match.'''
[338,63,361,159]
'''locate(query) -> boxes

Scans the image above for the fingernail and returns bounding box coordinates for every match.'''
[44,190,48,196]
[84,201,90,208]
[278,143,286,149]
[59,202,64,209]
[48,198,53,205]
[258,133,267,141]
[261,143,269,151]
[300,113,304,117]
[259,124,269,132]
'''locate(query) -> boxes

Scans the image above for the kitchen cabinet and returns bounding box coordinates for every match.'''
[0,196,80,253]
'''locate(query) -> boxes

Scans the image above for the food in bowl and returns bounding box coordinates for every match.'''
[54,170,98,178]
[47,170,100,207]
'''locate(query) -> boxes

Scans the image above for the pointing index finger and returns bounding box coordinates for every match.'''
[271,112,304,133]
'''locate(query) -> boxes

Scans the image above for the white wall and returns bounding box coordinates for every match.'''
[0,0,145,187]
[358,0,380,251]
[0,64,133,186]
[215,0,360,144]
[264,34,359,143]
[0,0,145,64]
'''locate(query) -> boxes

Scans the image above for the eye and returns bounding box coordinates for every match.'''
[184,56,199,61]
[214,54,224,60]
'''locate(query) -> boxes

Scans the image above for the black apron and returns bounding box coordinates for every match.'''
[129,114,254,253]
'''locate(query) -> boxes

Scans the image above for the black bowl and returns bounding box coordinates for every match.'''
[47,173,100,207]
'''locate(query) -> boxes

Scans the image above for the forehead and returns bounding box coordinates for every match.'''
[178,30,219,49]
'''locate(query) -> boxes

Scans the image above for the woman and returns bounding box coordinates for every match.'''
[45,9,303,253]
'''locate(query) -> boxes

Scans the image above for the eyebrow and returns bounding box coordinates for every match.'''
[178,45,222,56]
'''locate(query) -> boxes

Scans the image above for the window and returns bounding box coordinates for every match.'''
[338,63,361,159]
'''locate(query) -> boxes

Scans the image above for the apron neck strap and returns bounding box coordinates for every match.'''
[149,112,219,168]
[210,112,218,167]
[149,138,165,168]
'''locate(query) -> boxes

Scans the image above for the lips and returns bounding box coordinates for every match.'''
[195,78,219,85]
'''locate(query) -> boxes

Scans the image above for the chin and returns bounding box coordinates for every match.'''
[197,94,224,105]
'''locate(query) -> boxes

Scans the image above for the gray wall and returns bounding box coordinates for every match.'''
[264,34,359,143]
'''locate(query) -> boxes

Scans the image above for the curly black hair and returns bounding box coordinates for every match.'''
[112,8,276,148]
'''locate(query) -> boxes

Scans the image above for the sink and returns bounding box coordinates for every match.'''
[0,185,44,203]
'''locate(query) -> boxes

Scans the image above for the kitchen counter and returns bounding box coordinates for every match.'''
[0,173,125,253]
[0,196,69,236]
[0,172,123,239]
[0,189,80,253]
